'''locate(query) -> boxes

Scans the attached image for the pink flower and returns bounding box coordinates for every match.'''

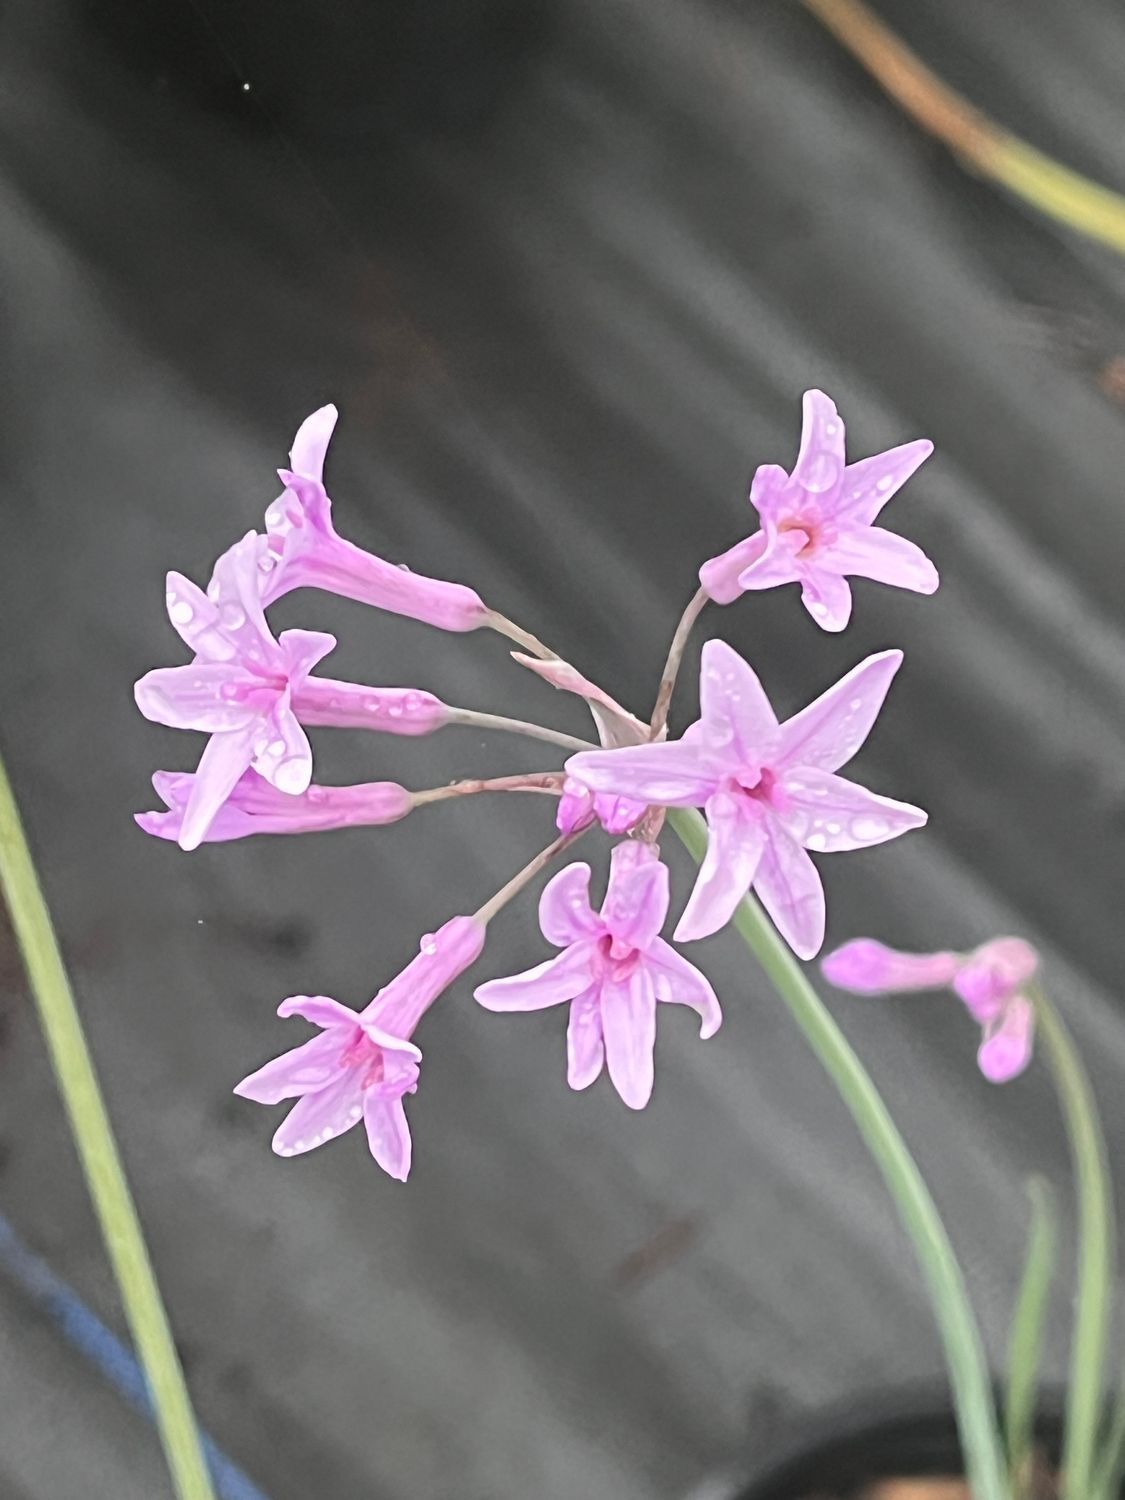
[250,405,488,632]
[474,842,720,1109]
[136,769,413,843]
[699,390,937,631]
[134,535,336,851]
[822,936,1038,1083]
[565,641,926,958]
[513,653,648,835]
[234,915,486,1179]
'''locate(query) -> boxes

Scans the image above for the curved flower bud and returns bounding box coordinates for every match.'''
[235,915,486,1179]
[822,934,1039,1083]
[699,390,937,631]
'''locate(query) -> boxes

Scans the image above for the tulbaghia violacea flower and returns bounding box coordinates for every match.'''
[513,653,648,835]
[250,404,489,631]
[136,769,413,843]
[566,641,926,958]
[822,935,1038,1082]
[474,842,720,1109]
[134,535,337,851]
[699,390,937,632]
[235,915,486,1179]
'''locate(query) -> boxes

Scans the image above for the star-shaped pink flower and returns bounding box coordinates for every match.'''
[251,405,488,632]
[565,641,926,958]
[474,842,720,1109]
[134,535,335,851]
[699,390,937,631]
[234,915,485,1179]
[821,935,1038,1083]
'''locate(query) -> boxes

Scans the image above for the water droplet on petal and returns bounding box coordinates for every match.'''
[876,475,895,492]
[803,453,842,493]
[807,832,828,851]
[169,598,194,626]
[420,933,438,955]
[273,758,308,794]
[221,603,246,630]
[809,601,828,618]
[850,814,888,841]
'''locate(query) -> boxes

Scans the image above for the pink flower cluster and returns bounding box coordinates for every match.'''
[135,390,1037,1182]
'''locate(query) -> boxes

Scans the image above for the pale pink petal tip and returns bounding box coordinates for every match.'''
[977,996,1035,1083]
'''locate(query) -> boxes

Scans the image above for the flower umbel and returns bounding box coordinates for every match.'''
[566,641,926,957]
[234,915,486,1178]
[474,841,720,1108]
[699,389,937,631]
[822,935,1039,1082]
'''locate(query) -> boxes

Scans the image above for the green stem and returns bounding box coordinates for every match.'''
[667,808,1008,1500]
[1030,982,1116,1500]
[0,754,215,1500]
[1092,1359,1125,1500]
[1004,1177,1057,1498]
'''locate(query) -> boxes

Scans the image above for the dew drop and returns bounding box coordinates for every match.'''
[420,933,438,955]
[849,697,864,711]
[809,601,828,618]
[169,598,194,626]
[850,814,888,841]
[221,603,246,630]
[876,475,894,492]
[388,703,404,718]
[807,832,828,851]
[365,698,382,713]
[273,758,308,795]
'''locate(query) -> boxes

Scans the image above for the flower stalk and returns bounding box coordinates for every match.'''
[0,752,214,1500]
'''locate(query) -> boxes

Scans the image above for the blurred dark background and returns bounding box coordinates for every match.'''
[2,0,1125,1495]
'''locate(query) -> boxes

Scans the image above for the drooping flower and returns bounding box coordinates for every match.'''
[474,842,720,1109]
[234,915,486,1179]
[821,935,1038,1082]
[565,640,926,958]
[134,535,336,851]
[699,390,937,631]
[513,653,648,835]
[246,404,488,631]
[136,769,413,843]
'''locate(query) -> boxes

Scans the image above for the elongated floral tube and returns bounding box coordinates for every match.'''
[136,770,414,843]
[290,678,451,735]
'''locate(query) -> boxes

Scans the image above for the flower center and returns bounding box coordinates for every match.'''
[597,932,640,981]
[779,512,833,557]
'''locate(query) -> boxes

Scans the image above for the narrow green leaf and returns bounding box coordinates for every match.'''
[667,808,1009,1500]
[1005,1177,1057,1498]
[0,754,215,1500]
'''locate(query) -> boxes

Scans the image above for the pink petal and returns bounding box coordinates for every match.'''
[566,991,605,1091]
[364,916,486,1037]
[821,940,961,994]
[134,664,260,733]
[164,573,237,661]
[539,862,600,945]
[600,843,669,950]
[753,822,826,960]
[954,937,1040,1024]
[288,404,339,482]
[777,650,904,773]
[511,654,646,748]
[776,767,927,851]
[271,1074,364,1156]
[555,780,597,835]
[977,994,1035,1083]
[207,534,276,664]
[250,698,313,796]
[699,531,768,605]
[799,568,853,632]
[645,939,722,1037]
[698,639,781,763]
[178,727,257,851]
[277,993,363,1028]
[233,1030,347,1104]
[821,527,939,595]
[601,969,658,1110]
[595,793,648,834]
[836,439,933,526]
[734,528,803,591]
[363,1094,413,1180]
[792,390,845,496]
[277,628,338,684]
[565,742,712,807]
[747,463,793,521]
[675,791,766,941]
[357,1020,423,1062]
[474,944,597,1012]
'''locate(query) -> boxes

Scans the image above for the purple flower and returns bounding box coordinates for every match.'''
[565,640,926,958]
[822,936,1038,1083]
[134,535,336,851]
[699,390,937,631]
[250,405,488,632]
[136,769,413,843]
[474,842,720,1109]
[514,653,648,835]
[234,915,486,1179]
